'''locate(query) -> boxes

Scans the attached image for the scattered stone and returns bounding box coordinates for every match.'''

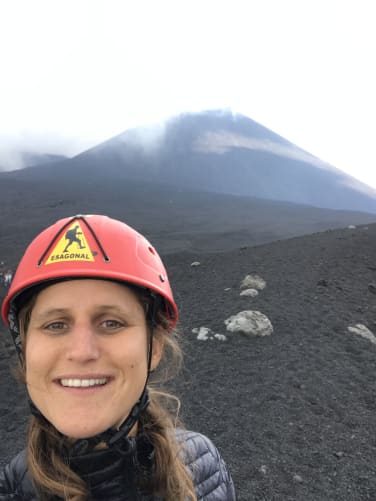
[192,327,227,341]
[334,451,344,459]
[214,333,227,341]
[348,324,376,345]
[225,311,273,336]
[240,274,266,290]
[347,225,356,229]
[191,261,201,267]
[224,287,231,291]
[192,327,210,340]
[259,465,267,475]
[240,288,259,297]
[293,474,303,483]
[368,283,376,295]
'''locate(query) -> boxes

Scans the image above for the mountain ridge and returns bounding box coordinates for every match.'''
[2,110,374,213]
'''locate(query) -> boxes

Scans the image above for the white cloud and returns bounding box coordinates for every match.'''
[0,0,375,187]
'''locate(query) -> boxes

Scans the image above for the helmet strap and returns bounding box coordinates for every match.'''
[7,305,24,366]
[145,291,162,374]
[29,387,151,455]
[68,387,150,455]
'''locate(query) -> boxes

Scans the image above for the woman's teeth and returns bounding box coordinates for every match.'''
[60,378,108,387]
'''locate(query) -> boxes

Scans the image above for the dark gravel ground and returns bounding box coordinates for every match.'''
[1,223,376,500]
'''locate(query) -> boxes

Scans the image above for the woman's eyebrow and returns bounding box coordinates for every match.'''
[92,305,131,314]
[32,304,135,322]
[31,308,70,321]
[35,305,130,317]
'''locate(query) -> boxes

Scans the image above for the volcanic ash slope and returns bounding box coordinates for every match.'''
[164,223,376,501]
[0,224,376,500]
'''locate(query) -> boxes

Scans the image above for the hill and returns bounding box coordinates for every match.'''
[0,176,375,270]
[1,109,375,266]
[1,109,376,499]
[2,110,376,213]
[0,152,67,172]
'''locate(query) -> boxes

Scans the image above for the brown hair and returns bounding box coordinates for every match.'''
[17,283,197,501]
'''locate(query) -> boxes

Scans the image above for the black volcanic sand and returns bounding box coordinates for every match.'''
[1,224,376,500]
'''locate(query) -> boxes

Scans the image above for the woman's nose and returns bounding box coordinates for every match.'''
[66,324,100,362]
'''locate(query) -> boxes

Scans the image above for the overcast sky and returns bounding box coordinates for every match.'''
[1,0,375,188]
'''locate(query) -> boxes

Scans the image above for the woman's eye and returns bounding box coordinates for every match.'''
[45,321,67,331]
[101,319,124,329]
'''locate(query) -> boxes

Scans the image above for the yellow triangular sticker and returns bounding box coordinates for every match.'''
[45,221,94,264]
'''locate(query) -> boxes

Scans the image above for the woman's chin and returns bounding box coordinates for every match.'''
[54,420,112,440]
[55,419,139,441]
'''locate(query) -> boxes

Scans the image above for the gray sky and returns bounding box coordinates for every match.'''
[1,0,375,188]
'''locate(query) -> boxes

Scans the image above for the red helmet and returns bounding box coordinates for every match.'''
[1,214,178,328]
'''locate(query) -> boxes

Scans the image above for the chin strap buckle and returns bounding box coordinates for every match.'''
[107,388,150,448]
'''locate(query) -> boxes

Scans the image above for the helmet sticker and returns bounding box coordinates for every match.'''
[45,221,95,264]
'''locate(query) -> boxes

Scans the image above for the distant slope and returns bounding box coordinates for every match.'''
[0,175,375,269]
[0,152,67,171]
[3,110,376,213]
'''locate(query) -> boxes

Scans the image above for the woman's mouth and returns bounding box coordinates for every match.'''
[59,377,109,388]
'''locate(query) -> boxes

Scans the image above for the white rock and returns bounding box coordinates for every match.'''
[347,225,356,229]
[348,324,376,345]
[224,287,232,291]
[240,288,259,297]
[192,327,226,341]
[293,474,303,483]
[191,261,201,267]
[225,311,273,336]
[214,333,227,341]
[240,274,266,290]
[192,327,210,340]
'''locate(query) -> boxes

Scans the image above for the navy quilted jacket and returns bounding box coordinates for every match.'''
[0,430,236,500]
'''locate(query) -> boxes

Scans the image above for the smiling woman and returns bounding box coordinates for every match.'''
[0,215,236,501]
[25,280,156,440]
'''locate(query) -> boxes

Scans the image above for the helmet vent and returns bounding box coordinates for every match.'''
[148,246,156,255]
[159,274,166,282]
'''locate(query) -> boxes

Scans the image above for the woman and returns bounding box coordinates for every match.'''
[0,214,236,500]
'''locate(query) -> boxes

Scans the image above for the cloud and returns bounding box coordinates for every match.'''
[0,149,24,171]
[116,121,167,156]
[0,133,91,171]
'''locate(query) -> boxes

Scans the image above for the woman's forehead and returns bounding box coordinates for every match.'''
[32,279,143,310]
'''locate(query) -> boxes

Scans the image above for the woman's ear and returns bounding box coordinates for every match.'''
[150,331,165,371]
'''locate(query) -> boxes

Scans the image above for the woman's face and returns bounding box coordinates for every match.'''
[25,279,163,439]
